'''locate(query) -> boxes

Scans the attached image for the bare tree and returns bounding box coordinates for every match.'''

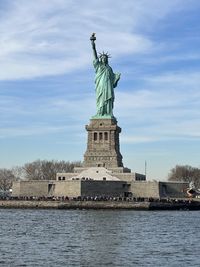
[11,166,26,180]
[168,165,200,188]
[0,160,82,183]
[0,168,16,191]
[22,160,82,180]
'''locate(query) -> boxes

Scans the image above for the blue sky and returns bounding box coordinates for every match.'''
[0,0,200,180]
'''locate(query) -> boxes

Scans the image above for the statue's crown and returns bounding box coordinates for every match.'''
[99,51,111,58]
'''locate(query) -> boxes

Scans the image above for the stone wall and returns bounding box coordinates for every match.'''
[81,180,128,197]
[54,181,81,197]
[114,172,146,182]
[12,179,189,199]
[56,168,146,182]
[112,173,135,181]
[56,173,75,181]
[131,181,160,198]
[12,180,81,198]
[12,180,49,197]
[130,181,189,199]
[159,181,189,198]
[12,181,21,196]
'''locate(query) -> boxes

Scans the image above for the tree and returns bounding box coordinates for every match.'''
[22,160,82,180]
[168,165,200,188]
[0,160,82,183]
[0,168,16,191]
[11,166,26,180]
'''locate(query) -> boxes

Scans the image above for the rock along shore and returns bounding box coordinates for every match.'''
[1,200,200,210]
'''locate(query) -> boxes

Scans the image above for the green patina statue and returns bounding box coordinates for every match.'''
[90,33,121,118]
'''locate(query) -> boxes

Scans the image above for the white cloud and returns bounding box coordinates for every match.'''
[1,69,200,142]
[1,1,200,143]
[121,135,159,144]
[145,71,200,89]
[0,0,195,80]
[114,70,200,143]
[0,124,80,139]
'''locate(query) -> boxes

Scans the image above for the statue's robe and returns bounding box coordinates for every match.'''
[93,58,120,116]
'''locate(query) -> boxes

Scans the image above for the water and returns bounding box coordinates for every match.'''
[0,209,199,267]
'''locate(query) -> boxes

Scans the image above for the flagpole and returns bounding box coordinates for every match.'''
[145,160,147,179]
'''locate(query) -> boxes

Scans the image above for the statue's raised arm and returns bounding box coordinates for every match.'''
[90,33,98,60]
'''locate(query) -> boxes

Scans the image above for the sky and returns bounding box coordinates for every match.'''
[0,0,200,181]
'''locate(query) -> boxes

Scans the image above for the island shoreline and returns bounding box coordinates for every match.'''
[1,200,200,210]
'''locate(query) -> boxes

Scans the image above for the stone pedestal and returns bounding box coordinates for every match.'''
[83,118,123,168]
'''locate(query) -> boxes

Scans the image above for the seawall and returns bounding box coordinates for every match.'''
[1,200,200,210]
[0,200,150,210]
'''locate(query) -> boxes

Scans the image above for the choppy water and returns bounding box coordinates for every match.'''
[0,209,199,267]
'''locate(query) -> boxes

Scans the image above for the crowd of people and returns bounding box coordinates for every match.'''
[0,194,195,204]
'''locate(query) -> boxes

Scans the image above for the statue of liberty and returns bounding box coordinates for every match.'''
[90,33,121,118]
